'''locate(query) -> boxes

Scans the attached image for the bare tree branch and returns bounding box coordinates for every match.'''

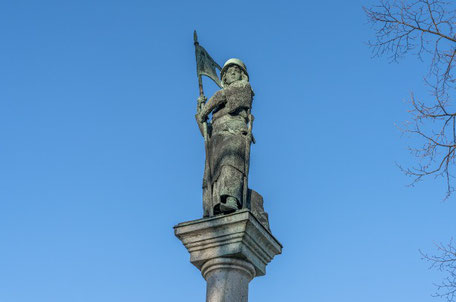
[421,239,456,302]
[365,0,456,198]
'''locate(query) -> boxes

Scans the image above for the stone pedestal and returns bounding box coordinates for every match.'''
[174,209,282,302]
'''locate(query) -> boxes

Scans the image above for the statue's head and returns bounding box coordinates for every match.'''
[220,58,249,88]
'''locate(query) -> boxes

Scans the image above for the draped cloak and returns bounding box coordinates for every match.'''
[201,81,254,214]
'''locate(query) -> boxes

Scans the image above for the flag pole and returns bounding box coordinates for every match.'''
[194,31,205,99]
[242,111,254,209]
[194,30,213,217]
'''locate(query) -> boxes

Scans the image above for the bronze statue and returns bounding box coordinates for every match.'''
[193,32,269,229]
[197,59,254,216]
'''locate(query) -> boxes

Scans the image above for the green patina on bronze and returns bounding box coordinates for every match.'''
[193,31,269,230]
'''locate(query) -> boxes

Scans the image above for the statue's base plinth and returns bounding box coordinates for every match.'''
[174,209,282,302]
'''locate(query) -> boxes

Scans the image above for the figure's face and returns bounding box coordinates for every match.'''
[224,65,242,85]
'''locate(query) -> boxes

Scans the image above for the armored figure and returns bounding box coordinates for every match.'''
[173,36,282,302]
[197,59,254,216]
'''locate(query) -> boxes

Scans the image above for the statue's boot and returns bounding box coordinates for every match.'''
[220,196,239,214]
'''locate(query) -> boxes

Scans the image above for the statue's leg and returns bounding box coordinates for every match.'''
[220,196,239,213]
[217,166,243,214]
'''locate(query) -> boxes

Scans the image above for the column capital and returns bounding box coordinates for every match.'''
[201,257,256,281]
[174,209,282,277]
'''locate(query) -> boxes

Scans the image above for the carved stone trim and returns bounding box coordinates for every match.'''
[201,258,256,281]
[174,209,282,277]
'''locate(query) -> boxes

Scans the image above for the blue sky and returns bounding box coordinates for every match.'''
[1,0,455,301]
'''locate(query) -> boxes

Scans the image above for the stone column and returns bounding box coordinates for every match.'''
[174,209,282,302]
[202,258,255,302]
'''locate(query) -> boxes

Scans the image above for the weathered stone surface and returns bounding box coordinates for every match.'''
[249,189,270,231]
[190,40,281,301]
[202,258,255,302]
[196,58,255,217]
[174,209,282,277]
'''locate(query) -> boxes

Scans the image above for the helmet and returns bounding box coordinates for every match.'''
[220,58,249,80]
